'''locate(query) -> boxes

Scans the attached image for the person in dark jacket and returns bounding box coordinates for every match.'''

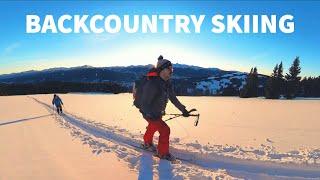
[140,55,190,160]
[52,94,63,114]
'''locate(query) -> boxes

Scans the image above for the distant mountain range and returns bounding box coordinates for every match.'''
[0,64,268,96]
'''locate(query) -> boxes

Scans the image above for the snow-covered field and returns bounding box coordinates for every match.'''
[1,94,319,179]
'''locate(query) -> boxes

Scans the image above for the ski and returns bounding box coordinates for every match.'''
[129,143,181,163]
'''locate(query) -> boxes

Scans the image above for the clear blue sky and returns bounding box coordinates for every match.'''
[0,1,319,77]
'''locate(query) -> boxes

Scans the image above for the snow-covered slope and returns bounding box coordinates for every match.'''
[196,72,246,95]
[195,72,267,95]
[23,93,320,179]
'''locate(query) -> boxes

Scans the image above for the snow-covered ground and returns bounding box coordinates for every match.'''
[196,72,248,94]
[1,94,320,179]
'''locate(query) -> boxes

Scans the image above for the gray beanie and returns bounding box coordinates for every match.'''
[156,55,172,71]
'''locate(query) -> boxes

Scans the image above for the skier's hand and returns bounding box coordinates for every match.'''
[182,109,190,117]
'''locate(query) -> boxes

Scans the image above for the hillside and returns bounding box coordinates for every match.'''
[0,64,268,96]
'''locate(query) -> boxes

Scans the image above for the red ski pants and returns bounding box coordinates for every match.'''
[143,118,170,156]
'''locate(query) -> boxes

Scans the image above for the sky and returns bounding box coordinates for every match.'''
[0,1,319,77]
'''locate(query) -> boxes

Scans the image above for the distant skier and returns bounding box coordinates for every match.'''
[137,55,190,161]
[52,94,63,114]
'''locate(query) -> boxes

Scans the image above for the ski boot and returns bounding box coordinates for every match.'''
[140,143,157,152]
[156,152,176,162]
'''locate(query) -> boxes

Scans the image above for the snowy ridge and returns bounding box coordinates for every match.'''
[196,72,248,94]
[30,96,320,179]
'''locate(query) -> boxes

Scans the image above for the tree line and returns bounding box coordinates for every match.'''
[240,56,320,99]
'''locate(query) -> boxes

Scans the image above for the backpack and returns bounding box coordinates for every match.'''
[133,68,158,109]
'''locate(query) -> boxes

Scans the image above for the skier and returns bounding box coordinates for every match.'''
[139,55,190,161]
[52,94,63,114]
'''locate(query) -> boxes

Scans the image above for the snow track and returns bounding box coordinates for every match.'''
[30,96,320,179]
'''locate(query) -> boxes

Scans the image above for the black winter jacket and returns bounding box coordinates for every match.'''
[140,76,186,120]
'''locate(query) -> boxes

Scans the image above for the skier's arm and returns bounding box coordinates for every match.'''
[52,98,54,105]
[168,83,186,113]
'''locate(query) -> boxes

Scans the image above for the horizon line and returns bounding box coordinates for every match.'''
[0,63,220,76]
[0,63,319,78]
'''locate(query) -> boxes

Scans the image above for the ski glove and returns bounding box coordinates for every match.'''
[182,108,190,117]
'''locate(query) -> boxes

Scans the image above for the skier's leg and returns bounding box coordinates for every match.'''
[157,119,170,156]
[58,106,62,114]
[143,119,158,145]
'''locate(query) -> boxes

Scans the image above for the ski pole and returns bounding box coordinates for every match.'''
[164,113,200,126]
[165,108,197,118]
[164,109,200,126]
[166,108,197,116]
[164,114,182,121]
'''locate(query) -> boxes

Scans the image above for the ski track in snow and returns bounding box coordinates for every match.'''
[30,96,320,179]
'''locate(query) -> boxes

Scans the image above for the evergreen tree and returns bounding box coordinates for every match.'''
[277,62,284,79]
[300,76,320,97]
[265,62,285,99]
[265,64,279,99]
[277,62,284,96]
[240,68,251,98]
[285,57,301,99]
[273,64,279,77]
[240,67,259,98]
[251,67,259,97]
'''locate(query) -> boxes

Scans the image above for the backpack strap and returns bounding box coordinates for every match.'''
[147,68,158,80]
